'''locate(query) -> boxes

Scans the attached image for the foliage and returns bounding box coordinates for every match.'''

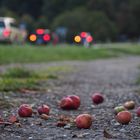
[0,0,140,41]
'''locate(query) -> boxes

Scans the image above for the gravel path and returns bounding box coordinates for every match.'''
[0,56,140,140]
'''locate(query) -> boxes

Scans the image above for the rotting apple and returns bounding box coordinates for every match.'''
[37,104,50,115]
[92,93,104,104]
[18,104,33,117]
[114,106,126,115]
[116,111,132,124]
[60,97,73,110]
[68,95,81,109]
[75,114,92,129]
[124,101,135,110]
[136,107,140,117]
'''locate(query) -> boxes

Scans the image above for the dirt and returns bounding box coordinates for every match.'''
[0,56,140,140]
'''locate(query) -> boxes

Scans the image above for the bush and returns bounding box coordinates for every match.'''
[52,8,118,42]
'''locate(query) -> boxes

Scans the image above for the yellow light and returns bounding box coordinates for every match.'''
[29,34,37,42]
[74,35,81,43]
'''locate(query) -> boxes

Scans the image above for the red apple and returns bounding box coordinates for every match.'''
[37,104,50,115]
[116,111,132,124]
[136,107,140,117]
[68,95,81,109]
[92,93,104,104]
[60,97,73,110]
[18,104,32,117]
[75,114,92,129]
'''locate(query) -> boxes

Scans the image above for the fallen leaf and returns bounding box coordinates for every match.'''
[40,114,49,120]
[56,121,67,127]
[19,88,37,94]
[8,115,18,123]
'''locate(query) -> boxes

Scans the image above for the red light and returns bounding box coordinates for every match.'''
[80,32,87,38]
[86,35,93,43]
[3,29,11,37]
[43,34,50,41]
[36,29,44,35]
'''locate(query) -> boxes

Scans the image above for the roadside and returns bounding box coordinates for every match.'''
[0,56,140,140]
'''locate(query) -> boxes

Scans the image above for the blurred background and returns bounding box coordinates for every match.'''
[0,0,140,45]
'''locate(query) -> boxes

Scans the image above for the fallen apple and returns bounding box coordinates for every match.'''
[116,111,132,124]
[124,101,135,110]
[60,97,73,110]
[75,114,92,129]
[92,93,104,104]
[37,104,50,115]
[114,106,126,114]
[18,104,32,117]
[136,107,140,117]
[68,95,81,109]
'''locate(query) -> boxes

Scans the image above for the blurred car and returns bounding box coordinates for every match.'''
[29,29,51,45]
[0,17,25,43]
[74,32,93,47]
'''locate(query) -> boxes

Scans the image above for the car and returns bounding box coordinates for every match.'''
[29,28,51,45]
[0,17,26,43]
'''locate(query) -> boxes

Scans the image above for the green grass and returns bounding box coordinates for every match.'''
[0,44,113,64]
[0,67,58,91]
[1,43,140,64]
[136,66,140,85]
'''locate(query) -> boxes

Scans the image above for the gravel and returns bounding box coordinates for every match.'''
[0,56,140,140]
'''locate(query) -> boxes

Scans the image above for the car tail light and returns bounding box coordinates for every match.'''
[80,32,87,38]
[36,29,44,35]
[29,34,37,42]
[86,35,93,43]
[3,29,11,37]
[43,34,50,41]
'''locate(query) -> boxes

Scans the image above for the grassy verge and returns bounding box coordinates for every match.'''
[0,67,57,91]
[0,43,140,64]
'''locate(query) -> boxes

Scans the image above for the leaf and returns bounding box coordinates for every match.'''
[8,115,18,123]
[56,121,67,127]
[40,114,49,120]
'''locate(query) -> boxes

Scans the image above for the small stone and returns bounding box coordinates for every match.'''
[64,124,71,129]
[120,128,126,133]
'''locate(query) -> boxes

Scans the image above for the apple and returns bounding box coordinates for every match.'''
[136,107,140,117]
[116,111,132,124]
[60,97,73,110]
[75,114,92,129]
[114,106,126,114]
[18,104,32,117]
[37,104,50,115]
[68,95,81,109]
[92,93,104,104]
[124,101,135,110]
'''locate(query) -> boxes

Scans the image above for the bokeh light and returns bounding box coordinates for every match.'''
[80,32,87,38]
[29,34,37,42]
[74,35,81,43]
[43,34,51,41]
[86,35,93,43]
[36,29,44,35]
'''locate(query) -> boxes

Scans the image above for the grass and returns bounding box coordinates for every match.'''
[136,66,140,85]
[0,43,140,64]
[0,67,58,91]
